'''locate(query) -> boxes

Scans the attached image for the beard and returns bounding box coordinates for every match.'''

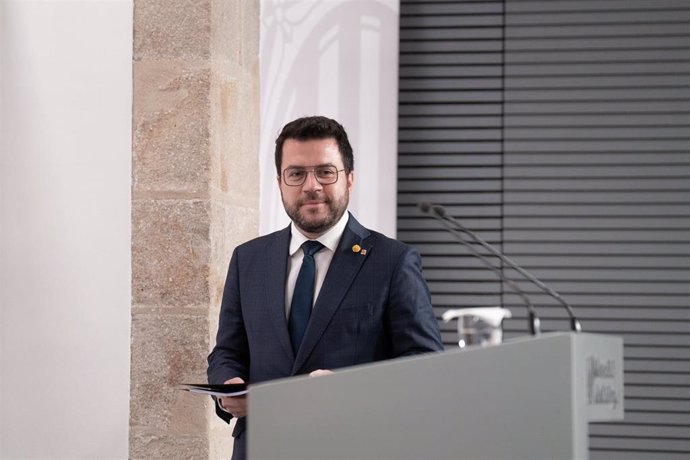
[282,190,349,235]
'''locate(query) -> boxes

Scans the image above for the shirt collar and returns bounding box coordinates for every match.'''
[289,211,350,256]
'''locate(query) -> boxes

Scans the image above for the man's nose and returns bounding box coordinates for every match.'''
[301,171,323,191]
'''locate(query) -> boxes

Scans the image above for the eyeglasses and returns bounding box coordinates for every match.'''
[281,165,345,186]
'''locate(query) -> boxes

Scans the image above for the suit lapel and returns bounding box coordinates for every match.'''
[293,215,372,373]
[263,226,295,362]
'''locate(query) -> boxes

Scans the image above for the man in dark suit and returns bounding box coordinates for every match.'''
[207,116,443,459]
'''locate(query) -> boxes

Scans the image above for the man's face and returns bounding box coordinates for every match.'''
[277,138,354,238]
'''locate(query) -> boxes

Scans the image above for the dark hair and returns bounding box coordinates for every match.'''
[274,116,354,175]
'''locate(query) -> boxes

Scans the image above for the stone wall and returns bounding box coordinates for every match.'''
[131,1,260,458]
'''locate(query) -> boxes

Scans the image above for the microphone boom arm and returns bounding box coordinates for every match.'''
[432,206,582,333]
[433,216,542,335]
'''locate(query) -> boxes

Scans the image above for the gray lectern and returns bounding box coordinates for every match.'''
[247,332,623,460]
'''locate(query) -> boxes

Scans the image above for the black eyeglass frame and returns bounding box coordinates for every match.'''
[280,165,346,187]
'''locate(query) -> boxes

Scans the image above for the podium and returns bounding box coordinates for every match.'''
[247,332,623,459]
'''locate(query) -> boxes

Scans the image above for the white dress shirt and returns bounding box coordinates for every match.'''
[284,211,350,318]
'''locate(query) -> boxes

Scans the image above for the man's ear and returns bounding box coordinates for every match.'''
[347,171,354,192]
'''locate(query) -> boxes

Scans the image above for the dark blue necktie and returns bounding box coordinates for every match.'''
[289,240,324,354]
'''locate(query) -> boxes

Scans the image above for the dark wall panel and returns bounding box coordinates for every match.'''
[398,0,690,457]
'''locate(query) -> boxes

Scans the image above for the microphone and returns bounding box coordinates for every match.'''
[418,203,541,335]
[420,202,582,333]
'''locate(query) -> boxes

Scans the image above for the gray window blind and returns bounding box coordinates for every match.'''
[398,0,690,458]
[399,0,507,346]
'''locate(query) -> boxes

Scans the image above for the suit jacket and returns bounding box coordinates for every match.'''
[207,213,443,440]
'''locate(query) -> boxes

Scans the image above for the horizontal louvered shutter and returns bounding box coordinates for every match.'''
[398,0,690,458]
[398,0,507,346]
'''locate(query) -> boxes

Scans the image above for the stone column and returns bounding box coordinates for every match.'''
[131,1,259,458]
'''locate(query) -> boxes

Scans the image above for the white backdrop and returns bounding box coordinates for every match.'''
[0,1,132,458]
[260,0,400,237]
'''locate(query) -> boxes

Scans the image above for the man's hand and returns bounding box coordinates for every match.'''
[218,377,247,418]
[309,369,334,377]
